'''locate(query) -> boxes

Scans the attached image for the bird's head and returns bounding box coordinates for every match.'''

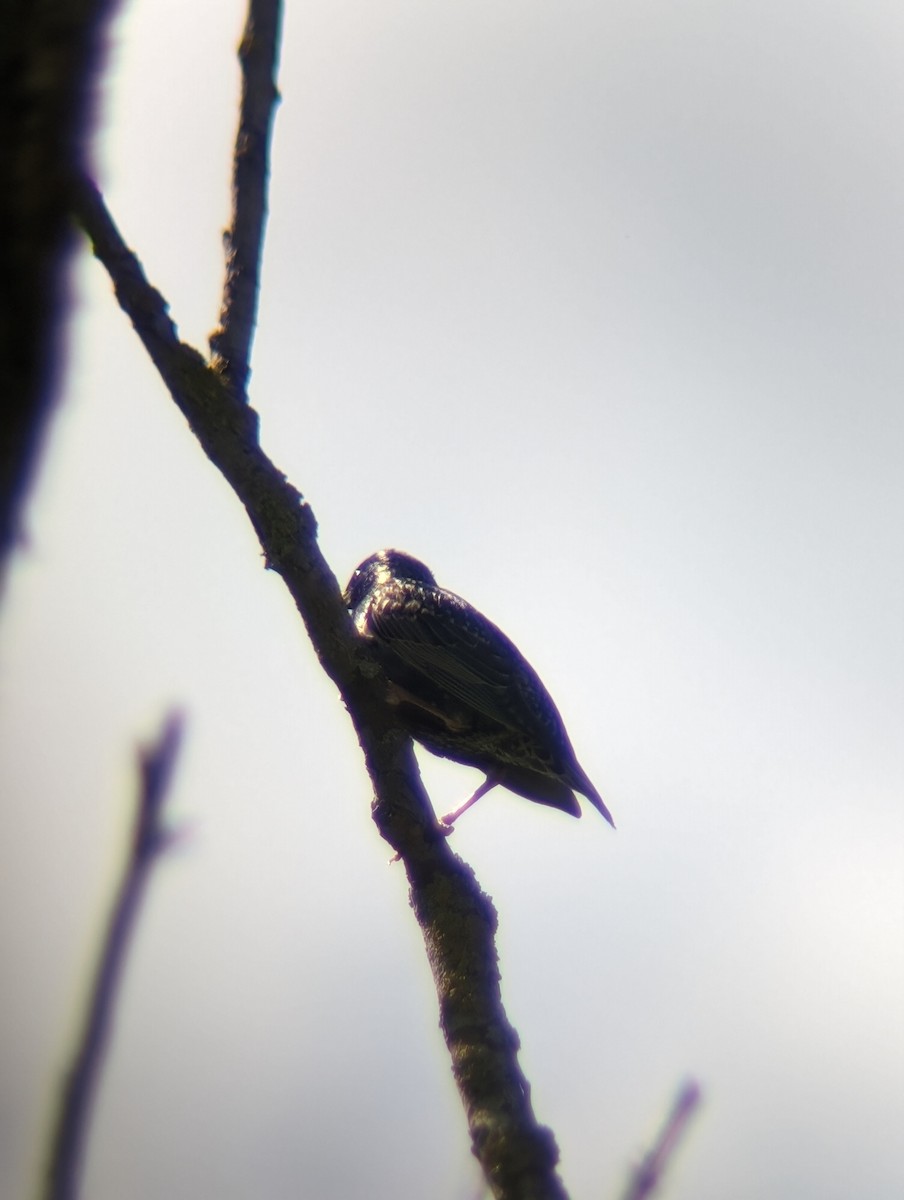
[343,549,437,610]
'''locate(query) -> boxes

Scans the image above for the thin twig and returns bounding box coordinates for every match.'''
[209,0,284,397]
[42,712,185,1200]
[73,176,570,1200]
[621,1080,702,1200]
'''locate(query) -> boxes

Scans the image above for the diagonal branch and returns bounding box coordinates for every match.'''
[621,1080,702,1200]
[72,176,570,1200]
[209,0,284,397]
[42,712,185,1200]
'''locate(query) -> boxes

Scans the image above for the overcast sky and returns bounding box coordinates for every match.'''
[2,2,903,1198]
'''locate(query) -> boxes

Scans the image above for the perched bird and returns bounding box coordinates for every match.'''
[344,549,614,828]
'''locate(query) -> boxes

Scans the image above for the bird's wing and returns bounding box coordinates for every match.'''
[369,585,542,732]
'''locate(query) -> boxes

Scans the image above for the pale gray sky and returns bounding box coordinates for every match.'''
[2,2,903,1198]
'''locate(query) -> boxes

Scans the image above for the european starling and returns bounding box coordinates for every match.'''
[344,549,614,827]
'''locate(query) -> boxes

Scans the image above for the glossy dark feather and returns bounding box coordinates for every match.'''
[345,549,614,826]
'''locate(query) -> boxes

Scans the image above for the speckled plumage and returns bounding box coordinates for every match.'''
[344,549,614,826]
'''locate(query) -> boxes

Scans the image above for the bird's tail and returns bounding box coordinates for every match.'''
[574,770,616,828]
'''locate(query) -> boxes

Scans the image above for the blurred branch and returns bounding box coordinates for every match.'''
[621,1080,702,1200]
[209,0,284,396]
[42,712,185,1200]
[70,5,569,1191]
[0,0,121,599]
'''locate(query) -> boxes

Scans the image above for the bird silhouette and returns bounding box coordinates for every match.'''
[345,549,614,828]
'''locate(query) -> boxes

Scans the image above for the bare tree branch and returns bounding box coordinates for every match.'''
[72,172,570,1199]
[209,0,284,397]
[621,1080,702,1200]
[41,712,185,1200]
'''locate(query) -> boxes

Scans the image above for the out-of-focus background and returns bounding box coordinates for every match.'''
[2,2,902,1197]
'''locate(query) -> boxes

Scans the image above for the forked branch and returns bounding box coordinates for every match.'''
[70,3,570,1193]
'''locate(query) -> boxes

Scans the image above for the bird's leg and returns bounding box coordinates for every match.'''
[439,776,498,828]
